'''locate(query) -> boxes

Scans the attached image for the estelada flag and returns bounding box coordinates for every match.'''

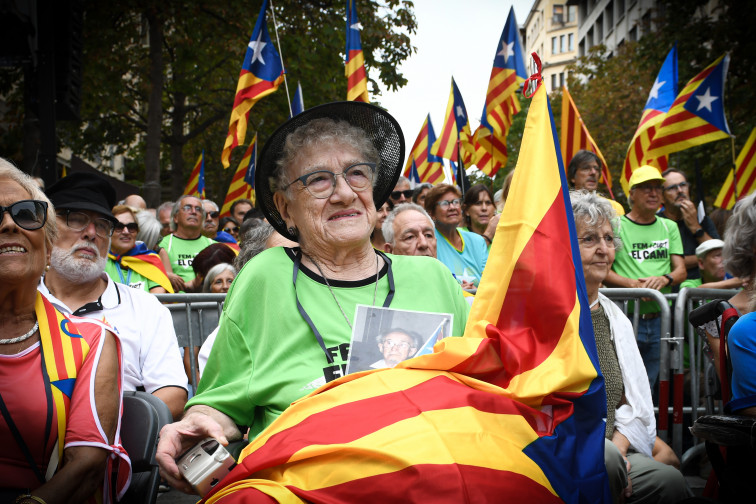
[430,77,475,165]
[221,135,257,217]
[560,86,614,197]
[200,58,609,504]
[403,114,444,184]
[620,45,677,195]
[646,54,732,159]
[107,243,175,293]
[183,151,205,198]
[715,126,756,209]
[345,0,369,102]
[221,0,284,168]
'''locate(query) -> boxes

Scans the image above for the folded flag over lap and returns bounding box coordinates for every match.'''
[201,65,609,504]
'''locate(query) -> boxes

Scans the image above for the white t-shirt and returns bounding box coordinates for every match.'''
[39,275,188,393]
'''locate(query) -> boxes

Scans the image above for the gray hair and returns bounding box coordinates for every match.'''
[570,190,622,250]
[135,210,162,250]
[271,118,380,195]
[723,192,756,278]
[0,157,57,249]
[202,262,237,293]
[202,199,219,212]
[157,201,174,215]
[375,328,422,348]
[567,150,601,187]
[411,182,433,203]
[235,221,275,270]
[169,195,206,232]
[382,203,434,245]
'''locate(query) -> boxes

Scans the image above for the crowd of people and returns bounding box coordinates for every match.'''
[2,99,755,503]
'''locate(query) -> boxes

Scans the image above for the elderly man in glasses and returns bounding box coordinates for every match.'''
[156,195,217,292]
[389,175,413,205]
[657,168,720,280]
[370,328,422,369]
[603,166,686,395]
[39,173,188,419]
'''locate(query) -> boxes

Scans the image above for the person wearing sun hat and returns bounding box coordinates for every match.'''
[603,165,686,395]
[155,102,471,492]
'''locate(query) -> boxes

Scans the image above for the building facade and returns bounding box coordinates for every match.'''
[523,0,579,94]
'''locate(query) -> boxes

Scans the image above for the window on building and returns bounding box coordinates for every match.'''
[560,35,566,53]
[551,74,557,91]
[629,26,637,42]
[568,5,577,23]
[596,14,603,41]
[568,33,574,52]
[587,26,594,50]
[617,0,625,16]
[553,4,565,25]
[606,1,614,28]
[559,72,565,88]
[552,36,558,54]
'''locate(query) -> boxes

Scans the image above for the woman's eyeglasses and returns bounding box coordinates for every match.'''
[0,200,48,231]
[223,227,238,234]
[283,163,376,199]
[114,222,139,233]
[436,199,462,208]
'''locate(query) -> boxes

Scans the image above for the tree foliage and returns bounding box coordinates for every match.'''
[35,0,416,202]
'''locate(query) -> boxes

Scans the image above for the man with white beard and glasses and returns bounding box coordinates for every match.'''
[39,173,188,419]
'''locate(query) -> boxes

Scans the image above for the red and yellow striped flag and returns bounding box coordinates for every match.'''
[221,135,257,217]
[183,152,205,198]
[560,86,613,195]
[430,77,474,163]
[201,72,609,504]
[402,114,444,184]
[715,127,756,209]
[345,0,369,102]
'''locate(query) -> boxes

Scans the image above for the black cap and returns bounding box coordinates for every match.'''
[46,172,117,221]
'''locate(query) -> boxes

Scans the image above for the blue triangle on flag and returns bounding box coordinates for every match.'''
[52,378,76,398]
[683,56,730,134]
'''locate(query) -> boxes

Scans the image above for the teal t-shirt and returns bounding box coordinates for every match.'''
[612,215,683,313]
[157,234,216,282]
[104,257,158,292]
[435,228,489,286]
[189,247,470,439]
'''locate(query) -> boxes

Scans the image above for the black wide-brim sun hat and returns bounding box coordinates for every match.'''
[255,101,405,242]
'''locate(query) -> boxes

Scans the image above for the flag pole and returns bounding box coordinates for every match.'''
[268,0,293,117]
[730,135,739,200]
[456,141,466,196]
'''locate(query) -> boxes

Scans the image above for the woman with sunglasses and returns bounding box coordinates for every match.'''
[0,160,128,503]
[218,216,240,242]
[105,205,172,294]
[424,183,488,288]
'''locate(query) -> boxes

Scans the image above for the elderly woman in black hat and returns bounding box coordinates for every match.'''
[156,102,471,493]
[0,160,127,503]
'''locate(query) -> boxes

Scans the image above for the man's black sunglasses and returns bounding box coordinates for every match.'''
[208,211,220,219]
[390,189,413,200]
[0,200,48,231]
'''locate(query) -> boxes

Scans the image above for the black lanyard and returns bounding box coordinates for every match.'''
[292,248,395,364]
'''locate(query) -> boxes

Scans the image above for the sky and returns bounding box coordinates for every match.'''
[375,0,535,168]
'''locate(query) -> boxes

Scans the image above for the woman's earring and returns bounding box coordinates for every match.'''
[288,226,299,239]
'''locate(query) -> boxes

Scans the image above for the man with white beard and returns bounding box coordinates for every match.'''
[39,173,188,419]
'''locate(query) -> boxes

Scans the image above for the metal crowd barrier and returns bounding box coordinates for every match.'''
[674,288,739,437]
[598,288,676,450]
[156,293,227,391]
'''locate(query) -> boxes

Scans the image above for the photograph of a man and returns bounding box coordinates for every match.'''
[370,329,422,368]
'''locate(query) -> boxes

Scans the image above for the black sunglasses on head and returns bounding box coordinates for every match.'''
[0,200,48,231]
[114,222,139,233]
[390,189,413,200]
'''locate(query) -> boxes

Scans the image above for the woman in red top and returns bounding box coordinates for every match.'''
[0,159,127,504]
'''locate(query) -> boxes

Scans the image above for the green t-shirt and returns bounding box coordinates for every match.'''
[680,278,703,290]
[189,247,470,439]
[157,234,216,282]
[104,258,158,292]
[612,215,683,314]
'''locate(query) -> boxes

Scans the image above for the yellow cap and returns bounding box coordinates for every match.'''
[628,165,665,189]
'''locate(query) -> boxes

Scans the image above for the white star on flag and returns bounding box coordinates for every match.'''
[648,78,665,100]
[497,41,515,63]
[350,22,363,30]
[456,105,465,118]
[248,31,267,65]
[695,87,719,112]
